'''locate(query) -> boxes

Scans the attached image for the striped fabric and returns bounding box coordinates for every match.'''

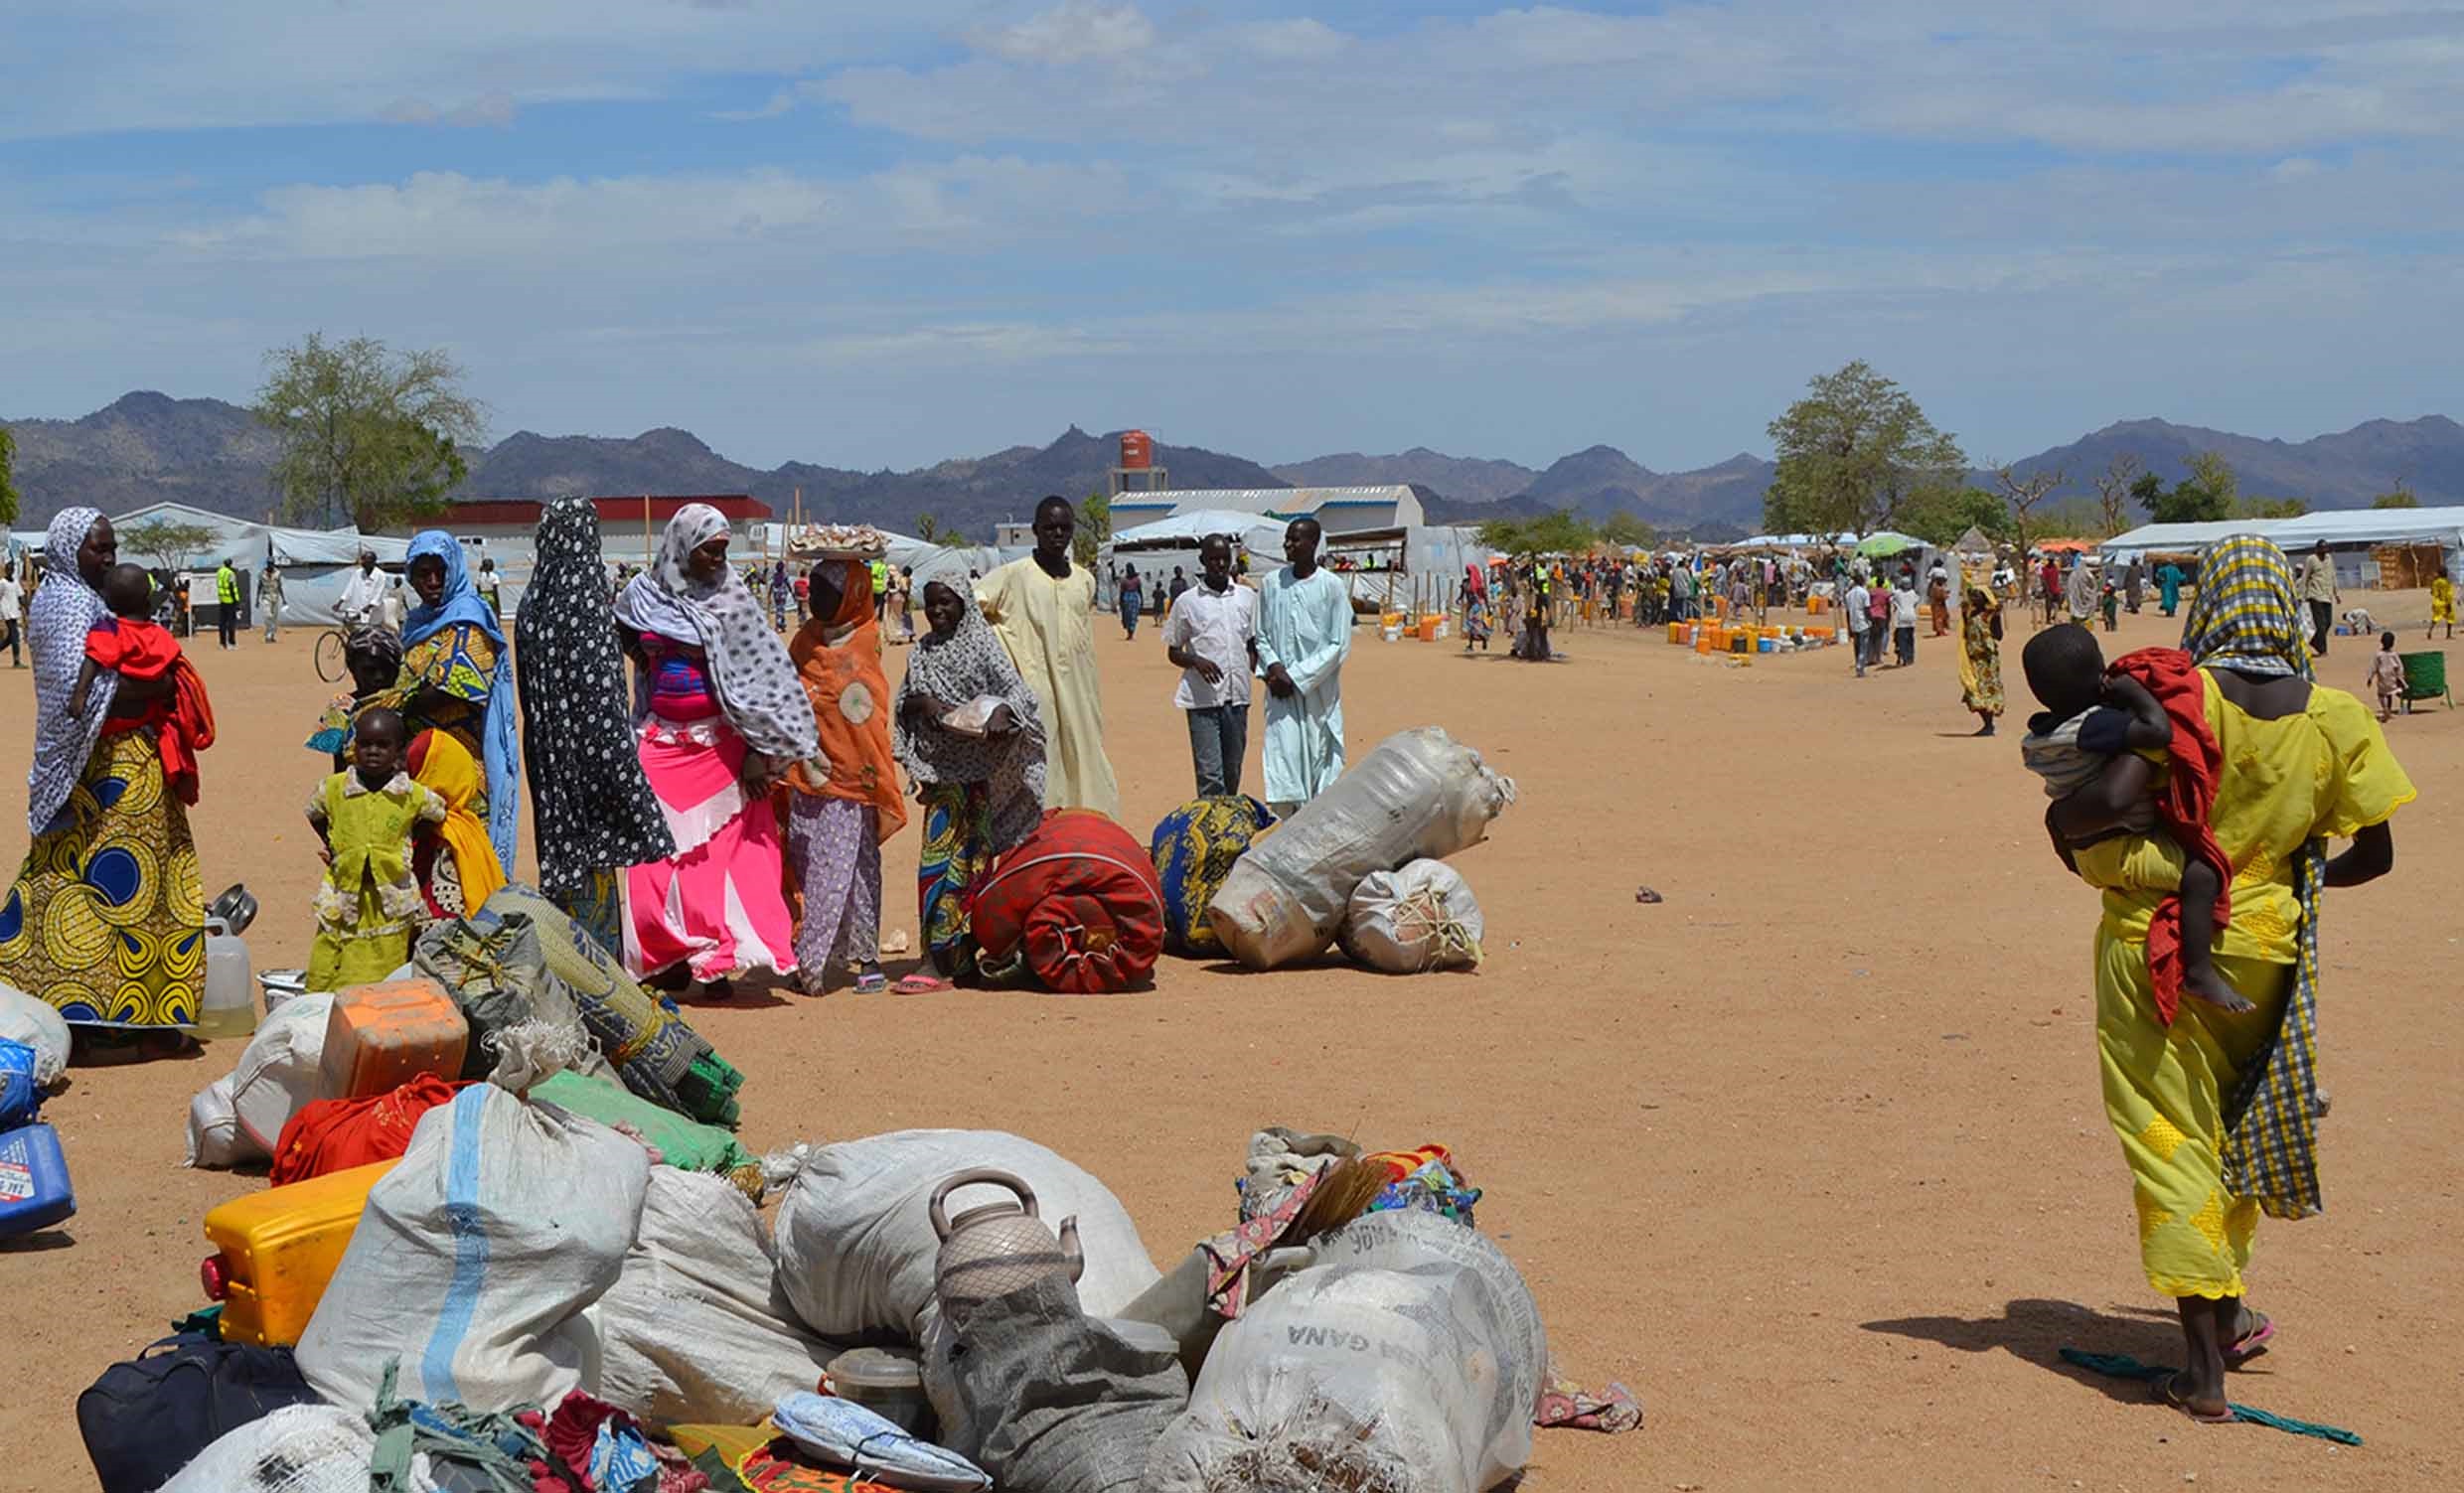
[2183,534,2326,1221]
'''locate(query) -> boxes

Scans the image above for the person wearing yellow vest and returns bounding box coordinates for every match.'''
[214,557,239,650]
[868,557,890,624]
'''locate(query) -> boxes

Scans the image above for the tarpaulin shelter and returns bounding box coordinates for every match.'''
[2099,508,2464,589]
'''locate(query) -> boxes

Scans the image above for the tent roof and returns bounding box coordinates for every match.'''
[1112,510,1290,548]
[2100,507,2464,558]
[1952,524,1996,553]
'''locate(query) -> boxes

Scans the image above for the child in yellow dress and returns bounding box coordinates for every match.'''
[2430,573,2455,640]
[304,708,447,989]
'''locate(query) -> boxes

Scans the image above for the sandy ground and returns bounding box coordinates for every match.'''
[2,589,2458,1491]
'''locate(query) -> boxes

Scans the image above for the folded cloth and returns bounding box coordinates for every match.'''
[2107,647,2232,1025]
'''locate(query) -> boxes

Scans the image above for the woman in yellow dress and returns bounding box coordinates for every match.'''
[2048,534,2413,1422]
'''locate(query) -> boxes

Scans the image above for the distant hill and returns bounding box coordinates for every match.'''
[2006,416,2464,508]
[1272,447,1539,504]
[9,392,2459,538]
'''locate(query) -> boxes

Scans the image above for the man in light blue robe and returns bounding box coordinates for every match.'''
[1256,517,1352,817]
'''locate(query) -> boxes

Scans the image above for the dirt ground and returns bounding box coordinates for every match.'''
[3,587,2457,1490]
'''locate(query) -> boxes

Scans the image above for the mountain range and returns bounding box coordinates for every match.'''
[9,391,2460,538]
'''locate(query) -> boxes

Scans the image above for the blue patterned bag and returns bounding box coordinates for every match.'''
[1148,797,1276,956]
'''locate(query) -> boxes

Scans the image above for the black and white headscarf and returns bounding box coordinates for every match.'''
[612,503,818,762]
[26,508,114,833]
[515,498,676,895]
[893,585,1047,850]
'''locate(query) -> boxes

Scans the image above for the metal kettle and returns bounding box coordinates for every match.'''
[929,1168,1084,1321]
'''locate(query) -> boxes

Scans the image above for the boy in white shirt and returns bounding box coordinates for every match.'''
[1890,579,1921,667]
[1162,533,1260,797]
[1844,577,1872,679]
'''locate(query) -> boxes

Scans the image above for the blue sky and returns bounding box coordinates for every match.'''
[3,1,2459,473]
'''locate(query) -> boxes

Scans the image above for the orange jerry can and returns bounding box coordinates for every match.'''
[319,978,468,1101]
[199,1159,397,1345]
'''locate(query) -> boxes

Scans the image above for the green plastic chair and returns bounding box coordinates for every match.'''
[2399,651,2452,709]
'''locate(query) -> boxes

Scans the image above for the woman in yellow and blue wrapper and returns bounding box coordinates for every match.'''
[2048,533,2413,1422]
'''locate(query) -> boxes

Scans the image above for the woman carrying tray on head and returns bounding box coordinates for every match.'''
[614,504,818,996]
[893,579,1046,982]
[780,554,908,995]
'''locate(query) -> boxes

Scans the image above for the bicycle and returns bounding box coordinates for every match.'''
[313,625,350,683]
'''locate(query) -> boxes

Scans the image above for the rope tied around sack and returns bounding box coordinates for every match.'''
[1389,883,1482,970]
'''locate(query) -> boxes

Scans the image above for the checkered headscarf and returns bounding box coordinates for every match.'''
[2180,533,2311,680]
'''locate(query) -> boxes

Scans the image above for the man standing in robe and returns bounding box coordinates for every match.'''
[977,494,1121,820]
[1256,517,1351,819]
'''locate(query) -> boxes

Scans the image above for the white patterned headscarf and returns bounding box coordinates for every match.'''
[25,508,116,833]
[612,503,818,762]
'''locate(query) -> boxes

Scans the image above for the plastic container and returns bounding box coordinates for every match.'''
[0,1121,77,1238]
[195,916,258,1041]
[1758,636,1774,654]
[317,979,467,1102]
[826,1346,930,1432]
[200,1159,398,1346]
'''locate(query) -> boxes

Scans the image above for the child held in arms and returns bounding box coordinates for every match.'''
[68,562,215,805]
[2020,624,2247,1014]
[303,707,448,990]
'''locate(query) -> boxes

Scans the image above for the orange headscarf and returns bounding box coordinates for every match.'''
[782,560,908,841]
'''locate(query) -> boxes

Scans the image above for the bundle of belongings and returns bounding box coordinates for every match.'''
[968,810,1165,993]
[128,919,1636,1493]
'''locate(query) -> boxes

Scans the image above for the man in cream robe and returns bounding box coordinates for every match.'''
[1256,517,1352,818]
[977,495,1122,820]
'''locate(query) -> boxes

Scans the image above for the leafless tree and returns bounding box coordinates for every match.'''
[2091,453,2144,537]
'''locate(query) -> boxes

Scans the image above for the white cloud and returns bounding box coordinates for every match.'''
[966,2,1158,65]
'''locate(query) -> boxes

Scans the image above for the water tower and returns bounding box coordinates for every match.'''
[1108,429,1169,498]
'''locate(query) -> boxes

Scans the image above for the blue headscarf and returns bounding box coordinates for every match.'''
[401,530,521,872]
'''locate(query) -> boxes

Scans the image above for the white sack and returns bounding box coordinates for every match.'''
[0,980,71,1086]
[1208,727,1512,970]
[231,993,334,1151]
[1338,858,1486,972]
[591,1165,843,1428]
[186,1072,258,1168]
[1147,1210,1546,1493]
[297,1083,649,1414]
[774,1129,1160,1345]
[161,1405,412,1493]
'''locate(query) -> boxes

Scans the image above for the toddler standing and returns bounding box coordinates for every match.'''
[304,708,447,990]
[2367,631,2407,721]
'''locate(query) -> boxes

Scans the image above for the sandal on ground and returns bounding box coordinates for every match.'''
[2158,1373,2237,1425]
[892,973,947,994]
[852,971,889,994]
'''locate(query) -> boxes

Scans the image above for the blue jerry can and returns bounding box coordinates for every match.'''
[0,1122,77,1238]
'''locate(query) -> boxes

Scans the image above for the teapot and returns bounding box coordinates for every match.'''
[929,1168,1084,1322]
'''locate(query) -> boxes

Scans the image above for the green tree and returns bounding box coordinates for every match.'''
[2373,481,2418,510]
[2145,451,2237,523]
[1598,511,1657,548]
[252,333,486,529]
[119,519,223,571]
[914,512,942,542]
[1074,489,1112,570]
[2238,496,2309,520]
[0,425,17,525]
[1477,509,1595,558]
[1897,485,2011,546]
[1763,360,1967,538]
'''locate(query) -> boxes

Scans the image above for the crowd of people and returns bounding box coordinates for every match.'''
[0,497,1372,1047]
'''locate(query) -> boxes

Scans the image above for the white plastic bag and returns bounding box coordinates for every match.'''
[297,1083,650,1413]
[161,1405,410,1493]
[231,993,334,1151]
[0,980,70,1087]
[774,1129,1160,1344]
[1147,1210,1546,1493]
[186,1072,258,1168]
[1338,859,1485,972]
[591,1165,843,1428]
[1208,727,1512,970]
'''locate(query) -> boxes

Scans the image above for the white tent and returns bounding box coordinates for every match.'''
[2099,508,2464,587]
[100,502,413,627]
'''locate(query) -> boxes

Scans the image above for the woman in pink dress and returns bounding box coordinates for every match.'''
[613,505,820,996]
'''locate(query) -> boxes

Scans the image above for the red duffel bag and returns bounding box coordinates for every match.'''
[268,1074,468,1184]
[969,809,1164,992]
